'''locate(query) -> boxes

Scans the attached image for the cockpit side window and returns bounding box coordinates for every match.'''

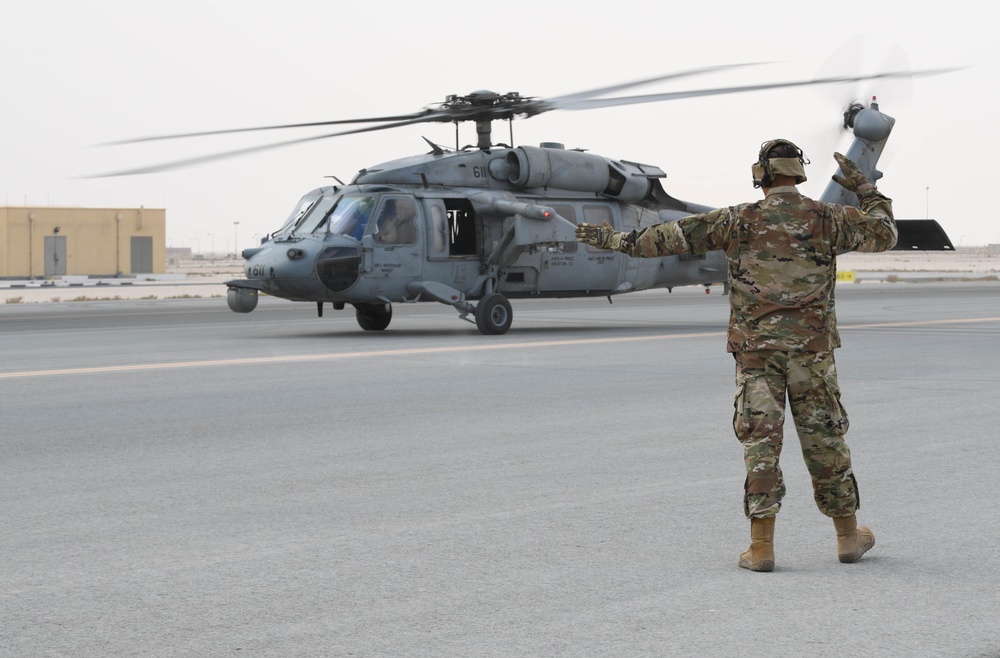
[374,198,418,245]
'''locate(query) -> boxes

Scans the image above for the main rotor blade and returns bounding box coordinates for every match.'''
[553,68,963,111]
[87,113,453,177]
[92,65,964,176]
[97,111,435,146]
[102,64,769,147]
[544,63,769,105]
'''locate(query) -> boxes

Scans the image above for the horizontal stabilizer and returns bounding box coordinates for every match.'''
[893,219,955,251]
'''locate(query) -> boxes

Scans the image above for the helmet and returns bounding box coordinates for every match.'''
[751,139,808,189]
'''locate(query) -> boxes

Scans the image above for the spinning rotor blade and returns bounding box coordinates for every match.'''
[91,62,770,177]
[88,113,454,177]
[552,68,961,111]
[93,64,962,177]
[102,62,765,148]
[98,111,435,146]
[542,63,767,106]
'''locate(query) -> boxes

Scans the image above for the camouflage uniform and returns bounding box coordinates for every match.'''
[588,183,895,519]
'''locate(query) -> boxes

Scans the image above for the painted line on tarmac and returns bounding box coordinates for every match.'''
[842,317,1000,330]
[0,331,725,379]
[2,316,998,380]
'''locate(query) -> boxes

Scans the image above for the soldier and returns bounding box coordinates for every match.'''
[576,140,895,572]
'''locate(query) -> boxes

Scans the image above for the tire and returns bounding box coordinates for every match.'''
[474,293,512,335]
[355,302,392,331]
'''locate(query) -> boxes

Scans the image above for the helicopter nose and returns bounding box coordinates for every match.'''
[244,240,362,297]
[245,239,331,298]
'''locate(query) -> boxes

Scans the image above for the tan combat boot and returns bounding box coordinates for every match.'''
[739,516,775,572]
[833,514,875,563]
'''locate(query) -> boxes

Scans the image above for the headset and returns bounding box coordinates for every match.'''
[751,139,809,189]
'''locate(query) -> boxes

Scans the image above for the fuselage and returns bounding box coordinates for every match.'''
[228,146,728,307]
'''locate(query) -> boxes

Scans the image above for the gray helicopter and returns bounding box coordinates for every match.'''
[106,66,955,334]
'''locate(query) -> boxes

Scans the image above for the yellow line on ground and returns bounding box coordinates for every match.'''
[2,316,997,380]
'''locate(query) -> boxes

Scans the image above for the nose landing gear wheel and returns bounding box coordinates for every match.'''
[355,302,392,331]
[474,293,512,335]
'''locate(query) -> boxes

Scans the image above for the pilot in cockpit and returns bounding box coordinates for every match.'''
[375,199,417,244]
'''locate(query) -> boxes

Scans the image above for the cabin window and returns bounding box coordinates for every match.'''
[548,204,578,253]
[425,200,449,257]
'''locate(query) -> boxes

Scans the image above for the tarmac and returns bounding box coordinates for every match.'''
[2,280,998,657]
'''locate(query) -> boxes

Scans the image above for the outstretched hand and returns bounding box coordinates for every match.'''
[831,152,872,193]
[576,222,619,250]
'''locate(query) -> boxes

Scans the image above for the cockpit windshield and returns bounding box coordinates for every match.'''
[294,197,336,236]
[327,196,377,239]
[292,195,377,240]
[275,193,321,236]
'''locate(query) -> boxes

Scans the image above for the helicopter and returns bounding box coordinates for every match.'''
[104,65,956,335]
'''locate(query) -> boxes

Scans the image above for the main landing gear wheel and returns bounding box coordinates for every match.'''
[355,302,392,331]
[474,293,512,335]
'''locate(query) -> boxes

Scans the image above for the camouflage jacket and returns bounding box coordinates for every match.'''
[617,185,896,352]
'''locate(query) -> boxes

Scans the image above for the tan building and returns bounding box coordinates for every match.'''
[0,206,166,278]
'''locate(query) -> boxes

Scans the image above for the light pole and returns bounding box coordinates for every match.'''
[925,186,929,220]
[28,212,35,277]
[233,221,240,259]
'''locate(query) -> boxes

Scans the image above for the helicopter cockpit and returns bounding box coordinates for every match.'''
[273,190,425,248]
[284,193,377,241]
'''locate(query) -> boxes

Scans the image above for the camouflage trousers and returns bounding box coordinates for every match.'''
[733,350,859,519]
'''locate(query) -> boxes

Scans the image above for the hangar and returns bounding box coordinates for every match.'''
[0,206,166,278]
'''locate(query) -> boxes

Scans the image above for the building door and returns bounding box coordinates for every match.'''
[44,236,67,276]
[131,236,153,273]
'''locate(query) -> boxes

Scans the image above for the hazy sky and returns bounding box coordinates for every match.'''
[3,0,996,252]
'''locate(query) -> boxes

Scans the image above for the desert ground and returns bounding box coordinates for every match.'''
[836,246,999,275]
[3,247,998,305]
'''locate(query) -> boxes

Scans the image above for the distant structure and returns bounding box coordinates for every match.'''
[0,206,165,278]
[166,247,192,268]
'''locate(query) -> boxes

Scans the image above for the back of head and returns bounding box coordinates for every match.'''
[751,139,809,188]
[398,200,416,221]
